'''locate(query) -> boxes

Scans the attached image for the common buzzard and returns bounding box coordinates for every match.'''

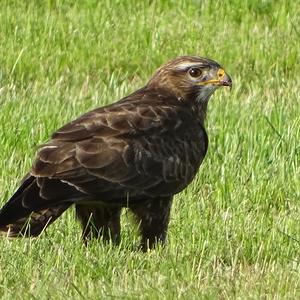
[0,56,232,250]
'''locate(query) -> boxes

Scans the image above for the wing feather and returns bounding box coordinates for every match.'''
[31,88,207,201]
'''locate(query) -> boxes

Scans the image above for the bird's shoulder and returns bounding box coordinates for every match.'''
[51,86,196,142]
[31,87,207,198]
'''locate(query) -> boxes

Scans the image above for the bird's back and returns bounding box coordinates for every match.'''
[32,86,208,203]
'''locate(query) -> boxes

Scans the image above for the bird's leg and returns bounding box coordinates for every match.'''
[130,197,173,251]
[75,205,121,245]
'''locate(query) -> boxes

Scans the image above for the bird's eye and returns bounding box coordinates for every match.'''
[188,68,202,78]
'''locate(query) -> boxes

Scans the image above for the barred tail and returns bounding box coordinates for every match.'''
[0,204,70,237]
[0,175,71,237]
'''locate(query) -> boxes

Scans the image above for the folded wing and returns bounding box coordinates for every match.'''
[31,90,207,202]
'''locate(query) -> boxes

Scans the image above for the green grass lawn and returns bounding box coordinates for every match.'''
[0,0,299,298]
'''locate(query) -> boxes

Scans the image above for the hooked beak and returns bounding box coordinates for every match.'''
[199,68,232,88]
[219,71,232,87]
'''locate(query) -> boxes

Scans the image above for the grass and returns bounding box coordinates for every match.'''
[0,0,299,298]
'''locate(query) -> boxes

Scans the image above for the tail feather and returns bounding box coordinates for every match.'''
[0,175,35,227]
[0,175,76,237]
[0,204,70,237]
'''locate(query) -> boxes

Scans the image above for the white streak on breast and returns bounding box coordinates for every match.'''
[42,145,58,149]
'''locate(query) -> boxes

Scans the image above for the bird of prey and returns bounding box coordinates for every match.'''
[0,56,232,250]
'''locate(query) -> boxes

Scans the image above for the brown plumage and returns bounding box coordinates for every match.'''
[0,56,232,250]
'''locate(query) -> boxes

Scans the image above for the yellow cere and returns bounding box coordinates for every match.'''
[198,68,225,85]
[217,68,225,80]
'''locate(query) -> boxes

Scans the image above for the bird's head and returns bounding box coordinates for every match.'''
[148,56,232,103]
